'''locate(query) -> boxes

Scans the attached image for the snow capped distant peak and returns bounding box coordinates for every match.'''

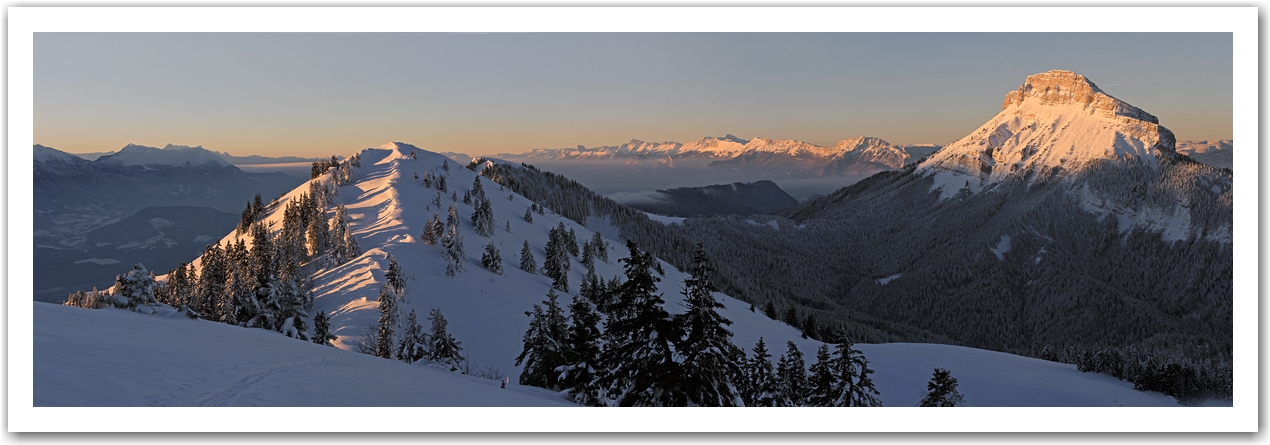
[1001,70,1158,124]
[919,70,1178,199]
[161,144,206,151]
[100,143,233,168]
[33,144,83,164]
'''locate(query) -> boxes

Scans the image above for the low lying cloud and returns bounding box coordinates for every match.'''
[607,190,670,205]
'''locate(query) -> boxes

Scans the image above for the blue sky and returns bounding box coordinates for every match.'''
[35,32,1232,158]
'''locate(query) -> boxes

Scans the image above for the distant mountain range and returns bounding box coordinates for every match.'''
[1174,140,1233,170]
[495,134,941,178]
[61,143,327,165]
[33,143,307,301]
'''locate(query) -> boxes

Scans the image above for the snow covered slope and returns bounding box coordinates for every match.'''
[49,141,1189,408]
[33,303,571,407]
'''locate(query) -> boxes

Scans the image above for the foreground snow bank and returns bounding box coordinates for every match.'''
[33,303,573,407]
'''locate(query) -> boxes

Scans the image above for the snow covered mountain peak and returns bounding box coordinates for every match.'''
[33,144,87,165]
[100,143,233,168]
[919,70,1178,199]
[1001,70,1159,125]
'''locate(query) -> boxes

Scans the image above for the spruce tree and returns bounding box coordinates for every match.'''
[110,263,159,312]
[591,231,608,263]
[801,313,818,340]
[776,341,808,406]
[422,213,441,245]
[524,208,533,223]
[471,175,486,202]
[519,240,537,274]
[384,255,407,300]
[783,307,799,327]
[918,368,964,407]
[397,309,427,363]
[515,289,569,390]
[764,302,777,320]
[831,338,881,407]
[197,243,227,319]
[427,308,464,371]
[225,265,252,326]
[566,228,580,257]
[443,224,465,276]
[596,240,682,406]
[740,337,777,407]
[806,344,836,407]
[313,310,337,346]
[542,225,571,292]
[674,245,743,407]
[375,286,398,359]
[482,241,503,274]
[560,294,604,406]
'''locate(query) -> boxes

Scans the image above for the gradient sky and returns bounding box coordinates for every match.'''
[34,32,1232,158]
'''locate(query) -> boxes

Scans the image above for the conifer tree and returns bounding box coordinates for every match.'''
[462,190,472,205]
[776,341,808,406]
[422,213,442,245]
[515,289,569,390]
[375,286,398,359]
[482,241,503,274]
[225,264,252,326]
[806,345,836,407]
[313,310,337,346]
[566,228,580,257]
[384,255,407,301]
[427,308,465,371]
[582,239,595,273]
[783,307,799,327]
[740,337,777,407]
[446,204,460,232]
[674,245,743,407]
[437,175,448,193]
[597,240,682,406]
[523,208,533,223]
[918,368,964,407]
[471,175,486,202]
[471,197,494,237]
[397,309,427,363]
[542,225,571,292]
[831,338,881,407]
[197,243,227,318]
[591,231,608,263]
[329,204,360,265]
[801,313,818,340]
[443,224,465,276]
[560,294,604,406]
[519,240,537,274]
[110,263,159,312]
[764,302,777,320]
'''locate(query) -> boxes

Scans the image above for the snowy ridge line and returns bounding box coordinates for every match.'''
[47,140,1193,407]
